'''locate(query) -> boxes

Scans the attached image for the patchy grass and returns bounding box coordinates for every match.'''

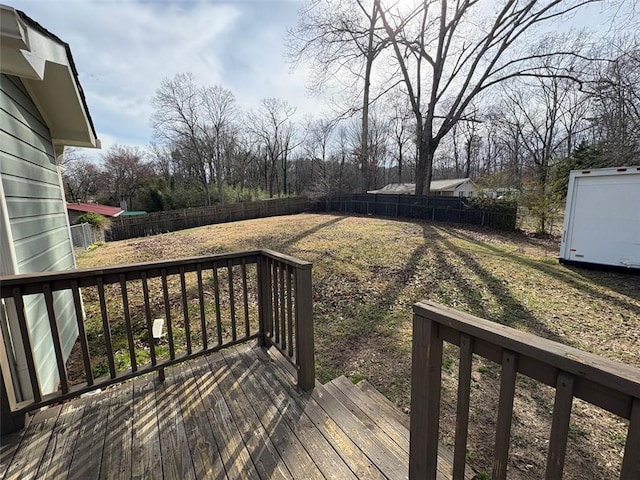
[78,213,639,479]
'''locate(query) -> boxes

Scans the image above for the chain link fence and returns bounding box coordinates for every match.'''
[70,223,94,251]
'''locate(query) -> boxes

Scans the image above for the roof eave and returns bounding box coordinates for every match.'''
[0,5,100,153]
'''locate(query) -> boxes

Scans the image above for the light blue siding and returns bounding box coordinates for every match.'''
[0,74,78,396]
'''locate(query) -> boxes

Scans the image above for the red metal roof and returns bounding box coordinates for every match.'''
[66,202,123,217]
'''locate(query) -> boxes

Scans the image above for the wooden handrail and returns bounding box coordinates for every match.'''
[0,249,315,427]
[410,301,640,480]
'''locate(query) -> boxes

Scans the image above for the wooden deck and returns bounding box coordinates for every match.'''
[1,342,469,480]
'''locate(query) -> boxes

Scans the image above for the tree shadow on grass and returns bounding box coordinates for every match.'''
[425,224,570,346]
[313,232,431,384]
[424,225,618,479]
[442,227,640,316]
[281,214,348,249]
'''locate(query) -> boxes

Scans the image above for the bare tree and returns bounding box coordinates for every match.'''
[499,46,589,233]
[376,0,600,195]
[588,37,640,164]
[386,89,414,183]
[288,0,395,192]
[61,149,101,203]
[151,73,213,204]
[247,98,298,198]
[201,85,238,203]
[102,145,151,210]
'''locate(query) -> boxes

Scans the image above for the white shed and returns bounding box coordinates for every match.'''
[559,166,640,271]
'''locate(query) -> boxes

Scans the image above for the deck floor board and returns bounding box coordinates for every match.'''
[2,342,467,479]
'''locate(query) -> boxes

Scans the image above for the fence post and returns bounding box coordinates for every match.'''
[257,255,272,347]
[295,265,314,391]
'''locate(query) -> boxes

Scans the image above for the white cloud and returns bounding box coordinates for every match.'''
[12,0,346,151]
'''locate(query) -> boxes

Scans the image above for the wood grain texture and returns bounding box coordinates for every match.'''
[620,397,640,480]
[36,399,86,480]
[545,371,574,480]
[237,346,357,480]
[453,334,473,480]
[492,350,518,480]
[100,383,134,480]
[217,348,293,480]
[2,344,475,480]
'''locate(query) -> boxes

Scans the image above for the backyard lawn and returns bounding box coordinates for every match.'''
[77,213,639,479]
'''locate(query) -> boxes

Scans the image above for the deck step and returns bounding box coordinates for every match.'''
[324,375,474,480]
[266,347,474,479]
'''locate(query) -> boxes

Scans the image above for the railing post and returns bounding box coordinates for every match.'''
[257,255,272,347]
[409,313,443,480]
[295,265,314,391]
[0,317,24,435]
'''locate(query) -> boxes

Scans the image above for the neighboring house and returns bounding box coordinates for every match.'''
[66,201,123,224]
[368,178,477,197]
[0,6,99,402]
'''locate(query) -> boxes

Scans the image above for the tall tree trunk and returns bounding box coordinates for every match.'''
[398,143,403,183]
[360,3,378,193]
[216,138,224,204]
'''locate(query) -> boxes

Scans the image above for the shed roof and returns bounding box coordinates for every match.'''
[67,203,123,217]
[430,178,473,191]
[368,178,474,194]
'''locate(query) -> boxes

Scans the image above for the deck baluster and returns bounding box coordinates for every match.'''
[119,274,137,372]
[241,258,250,338]
[197,264,207,350]
[453,334,473,480]
[42,283,69,393]
[545,371,575,479]
[96,277,116,379]
[71,280,93,385]
[141,272,157,367]
[160,269,175,360]
[213,267,222,346]
[179,267,192,355]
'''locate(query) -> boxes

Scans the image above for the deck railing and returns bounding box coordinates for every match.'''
[410,301,640,480]
[0,249,314,428]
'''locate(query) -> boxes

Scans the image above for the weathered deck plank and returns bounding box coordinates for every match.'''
[0,431,24,479]
[170,362,227,480]
[4,406,60,480]
[312,379,409,479]
[1,343,468,480]
[100,382,134,480]
[223,345,324,480]
[155,372,197,480]
[214,350,293,480]
[131,374,162,480]
[185,356,259,478]
[252,347,387,479]
[235,346,358,480]
[36,398,86,480]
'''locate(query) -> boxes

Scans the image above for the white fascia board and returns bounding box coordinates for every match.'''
[0,6,99,149]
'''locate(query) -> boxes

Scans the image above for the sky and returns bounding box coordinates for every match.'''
[11,0,319,161]
[10,0,635,163]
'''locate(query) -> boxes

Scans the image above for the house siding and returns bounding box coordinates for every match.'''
[0,74,78,396]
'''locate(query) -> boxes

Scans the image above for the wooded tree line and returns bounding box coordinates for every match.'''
[62,0,638,233]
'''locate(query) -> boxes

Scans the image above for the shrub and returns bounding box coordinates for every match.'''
[75,212,111,230]
[466,197,518,231]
